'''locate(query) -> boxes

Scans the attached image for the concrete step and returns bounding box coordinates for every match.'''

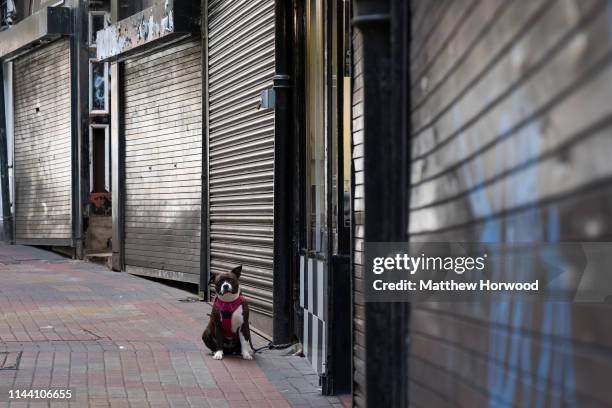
[84,251,112,269]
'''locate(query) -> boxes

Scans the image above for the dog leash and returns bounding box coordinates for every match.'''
[249,339,294,354]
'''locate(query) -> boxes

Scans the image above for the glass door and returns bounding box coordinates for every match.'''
[299,0,351,392]
[305,0,327,257]
[299,0,330,379]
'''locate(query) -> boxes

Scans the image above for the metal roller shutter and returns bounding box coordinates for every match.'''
[207,0,276,334]
[123,39,202,284]
[13,38,73,245]
[352,29,366,408]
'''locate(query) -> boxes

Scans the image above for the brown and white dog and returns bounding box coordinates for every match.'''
[202,265,253,360]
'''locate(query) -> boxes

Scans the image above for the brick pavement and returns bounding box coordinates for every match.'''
[0,245,348,408]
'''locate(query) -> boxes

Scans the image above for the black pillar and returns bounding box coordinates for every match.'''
[0,64,12,243]
[272,0,294,344]
[70,2,89,259]
[353,0,411,406]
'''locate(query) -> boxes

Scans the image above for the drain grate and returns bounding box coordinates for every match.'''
[0,352,22,370]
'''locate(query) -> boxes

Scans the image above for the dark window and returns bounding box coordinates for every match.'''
[90,13,106,45]
[90,60,108,113]
[91,127,109,193]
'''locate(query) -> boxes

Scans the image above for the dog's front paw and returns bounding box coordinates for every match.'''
[213,350,224,360]
[241,351,253,360]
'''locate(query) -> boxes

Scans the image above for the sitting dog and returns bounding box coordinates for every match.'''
[202,265,254,360]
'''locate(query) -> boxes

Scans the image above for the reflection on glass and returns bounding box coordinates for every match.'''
[342,3,352,233]
[91,61,107,112]
[305,0,327,254]
[331,0,339,255]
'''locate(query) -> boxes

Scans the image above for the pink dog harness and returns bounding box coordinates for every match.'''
[213,294,244,339]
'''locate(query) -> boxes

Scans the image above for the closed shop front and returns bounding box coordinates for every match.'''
[13,38,73,245]
[206,0,276,334]
[122,39,202,284]
[407,0,612,406]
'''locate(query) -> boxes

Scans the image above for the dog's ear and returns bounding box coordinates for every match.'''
[231,265,242,278]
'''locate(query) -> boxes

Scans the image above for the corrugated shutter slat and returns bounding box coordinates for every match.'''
[123,39,202,282]
[207,0,276,331]
[13,39,73,243]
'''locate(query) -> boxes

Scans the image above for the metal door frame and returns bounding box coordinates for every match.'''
[296,0,332,384]
[200,0,210,300]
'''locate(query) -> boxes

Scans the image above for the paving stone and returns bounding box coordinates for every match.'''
[0,245,348,407]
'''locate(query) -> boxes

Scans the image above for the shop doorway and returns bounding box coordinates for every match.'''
[87,124,112,255]
[297,0,352,395]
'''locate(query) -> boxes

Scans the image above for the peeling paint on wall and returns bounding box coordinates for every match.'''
[96,23,132,60]
[95,0,195,61]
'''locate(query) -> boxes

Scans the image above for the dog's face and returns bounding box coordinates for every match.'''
[211,265,242,301]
